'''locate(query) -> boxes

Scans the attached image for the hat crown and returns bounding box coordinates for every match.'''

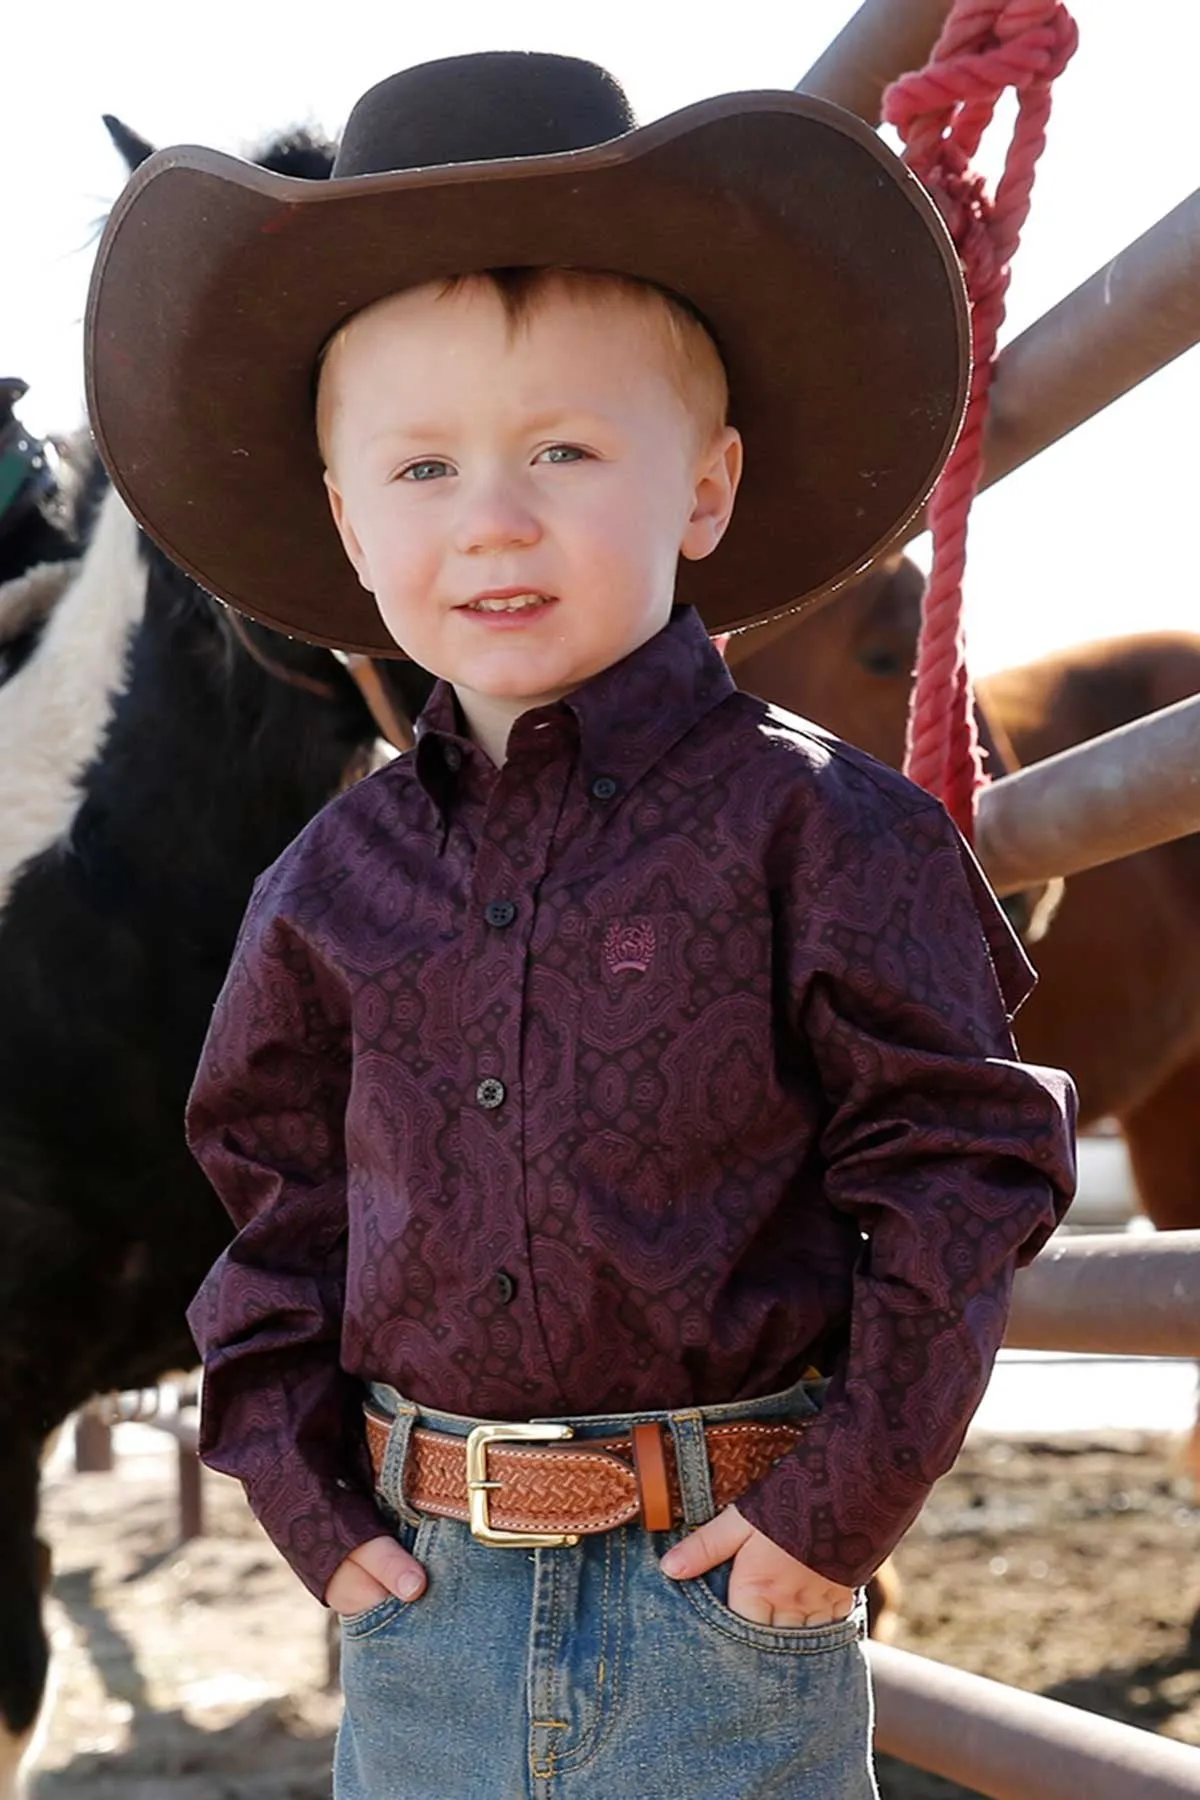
[332,52,637,178]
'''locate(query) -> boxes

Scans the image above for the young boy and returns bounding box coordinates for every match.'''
[86,51,1076,1799]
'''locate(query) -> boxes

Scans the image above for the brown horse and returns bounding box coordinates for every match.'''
[727,557,1200,1232]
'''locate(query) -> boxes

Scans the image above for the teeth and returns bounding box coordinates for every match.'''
[470,593,548,613]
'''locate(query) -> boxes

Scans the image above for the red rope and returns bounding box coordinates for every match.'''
[883,0,1078,839]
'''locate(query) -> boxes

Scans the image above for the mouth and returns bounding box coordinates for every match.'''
[457,590,556,616]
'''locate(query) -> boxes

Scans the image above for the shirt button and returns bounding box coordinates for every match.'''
[476,1077,506,1110]
[443,743,463,772]
[495,1270,518,1305]
[484,899,517,928]
[591,775,618,801]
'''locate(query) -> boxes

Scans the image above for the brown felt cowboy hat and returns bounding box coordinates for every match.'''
[84,51,969,657]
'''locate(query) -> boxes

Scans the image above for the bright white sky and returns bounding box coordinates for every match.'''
[3,1,1196,673]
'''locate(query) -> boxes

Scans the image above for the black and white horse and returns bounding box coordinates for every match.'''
[0,121,431,1793]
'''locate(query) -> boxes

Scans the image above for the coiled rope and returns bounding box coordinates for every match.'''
[884,0,1078,839]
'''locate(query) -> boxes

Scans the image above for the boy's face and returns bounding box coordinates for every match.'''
[320,277,741,741]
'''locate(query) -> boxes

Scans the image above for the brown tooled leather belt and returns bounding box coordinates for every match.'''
[365,1406,806,1542]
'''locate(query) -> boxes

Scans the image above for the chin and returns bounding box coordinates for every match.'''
[473,661,581,699]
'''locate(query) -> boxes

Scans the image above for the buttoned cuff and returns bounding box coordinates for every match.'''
[733,1451,931,1590]
[247,1462,391,1603]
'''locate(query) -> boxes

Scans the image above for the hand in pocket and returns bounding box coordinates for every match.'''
[661,1504,854,1627]
[325,1532,427,1616]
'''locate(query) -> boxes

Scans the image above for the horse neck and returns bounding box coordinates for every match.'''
[0,490,149,909]
[13,486,371,933]
[81,590,370,929]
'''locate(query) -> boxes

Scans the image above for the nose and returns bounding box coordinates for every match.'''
[455,466,541,556]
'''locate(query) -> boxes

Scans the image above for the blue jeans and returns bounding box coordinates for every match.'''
[334,1376,879,1799]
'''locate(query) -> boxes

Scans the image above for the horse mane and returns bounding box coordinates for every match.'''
[247,125,337,181]
[104,114,338,182]
[0,560,81,649]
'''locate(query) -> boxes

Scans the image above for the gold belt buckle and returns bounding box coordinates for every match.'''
[464,1421,580,1547]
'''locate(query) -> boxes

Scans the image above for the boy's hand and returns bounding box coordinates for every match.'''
[660,1504,855,1627]
[325,1533,427,1616]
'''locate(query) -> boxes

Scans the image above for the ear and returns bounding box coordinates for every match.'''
[103,114,157,173]
[680,427,743,564]
[323,472,375,593]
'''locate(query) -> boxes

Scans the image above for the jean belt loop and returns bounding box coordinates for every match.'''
[667,1409,716,1528]
[379,1403,422,1526]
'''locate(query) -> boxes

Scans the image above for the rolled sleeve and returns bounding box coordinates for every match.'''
[185,881,386,1601]
[737,800,1076,1585]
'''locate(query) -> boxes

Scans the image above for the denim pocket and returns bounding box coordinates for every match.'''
[661,1537,864,1655]
[338,1517,434,1641]
[683,1571,864,1653]
[339,1592,409,1639]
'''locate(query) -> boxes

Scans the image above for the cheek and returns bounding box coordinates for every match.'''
[357,504,441,594]
[568,480,683,575]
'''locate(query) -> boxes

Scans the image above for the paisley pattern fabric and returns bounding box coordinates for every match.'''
[186,606,1076,1600]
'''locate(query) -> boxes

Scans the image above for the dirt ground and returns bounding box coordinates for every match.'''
[26,1430,1200,1800]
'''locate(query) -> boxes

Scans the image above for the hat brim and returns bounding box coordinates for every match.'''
[85,91,968,656]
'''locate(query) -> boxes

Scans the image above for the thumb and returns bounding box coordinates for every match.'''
[660,1505,753,1579]
[351,1532,427,1601]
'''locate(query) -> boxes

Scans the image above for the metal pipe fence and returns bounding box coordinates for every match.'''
[974,691,1200,896]
[1006,1230,1200,1357]
[980,188,1200,492]
[871,1641,1200,1800]
[796,0,954,121]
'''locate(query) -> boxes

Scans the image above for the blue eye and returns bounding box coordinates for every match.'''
[540,444,587,464]
[402,459,453,481]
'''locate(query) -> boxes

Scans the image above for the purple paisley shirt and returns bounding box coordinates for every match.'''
[186,605,1076,1601]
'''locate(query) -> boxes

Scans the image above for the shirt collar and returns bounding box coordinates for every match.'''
[412,605,734,809]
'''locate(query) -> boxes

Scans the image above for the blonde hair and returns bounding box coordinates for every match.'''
[316,266,729,460]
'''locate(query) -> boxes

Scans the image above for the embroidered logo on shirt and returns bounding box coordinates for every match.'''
[603,918,657,975]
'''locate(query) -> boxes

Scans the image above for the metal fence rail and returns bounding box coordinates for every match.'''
[1006,1230,1200,1356]
[976,694,1200,897]
[797,0,953,120]
[871,1642,1200,1800]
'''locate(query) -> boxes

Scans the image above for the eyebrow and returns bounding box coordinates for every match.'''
[363,405,611,446]
[518,408,606,432]
[362,424,451,447]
